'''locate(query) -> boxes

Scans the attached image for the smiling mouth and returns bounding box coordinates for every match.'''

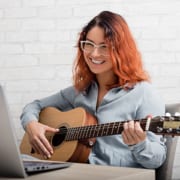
[91,58,105,64]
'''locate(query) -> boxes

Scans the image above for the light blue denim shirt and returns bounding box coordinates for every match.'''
[20,81,166,169]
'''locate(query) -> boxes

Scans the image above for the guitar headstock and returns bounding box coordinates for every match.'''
[149,114,180,136]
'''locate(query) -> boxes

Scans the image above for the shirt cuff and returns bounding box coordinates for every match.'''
[21,113,38,130]
[128,140,147,151]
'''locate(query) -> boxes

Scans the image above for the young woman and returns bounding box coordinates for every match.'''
[21,11,166,169]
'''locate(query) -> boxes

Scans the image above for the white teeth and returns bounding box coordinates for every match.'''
[91,59,104,64]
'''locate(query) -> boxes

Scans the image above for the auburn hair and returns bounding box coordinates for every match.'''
[73,11,150,92]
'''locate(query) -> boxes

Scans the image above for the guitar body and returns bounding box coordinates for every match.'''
[20,107,97,163]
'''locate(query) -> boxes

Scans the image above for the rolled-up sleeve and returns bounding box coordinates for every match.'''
[129,132,167,168]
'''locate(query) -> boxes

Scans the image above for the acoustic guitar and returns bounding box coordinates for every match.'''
[20,107,180,163]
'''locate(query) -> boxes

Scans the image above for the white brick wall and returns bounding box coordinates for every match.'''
[0,0,180,179]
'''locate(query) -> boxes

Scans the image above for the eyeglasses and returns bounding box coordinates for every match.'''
[80,40,109,56]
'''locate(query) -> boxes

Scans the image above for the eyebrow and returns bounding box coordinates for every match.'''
[86,38,106,45]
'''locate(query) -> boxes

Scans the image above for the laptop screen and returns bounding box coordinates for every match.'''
[0,85,70,178]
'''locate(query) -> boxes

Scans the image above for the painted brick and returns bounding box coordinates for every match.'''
[0,20,21,31]
[0,44,23,54]
[0,0,21,8]
[6,31,38,42]
[22,19,55,31]
[0,55,38,67]
[4,8,37,18]
[24,43,55,54]
[23,0,55,7]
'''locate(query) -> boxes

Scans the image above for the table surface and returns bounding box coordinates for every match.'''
[0,163,155,180]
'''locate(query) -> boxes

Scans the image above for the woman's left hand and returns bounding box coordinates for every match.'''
[122,120,146,145]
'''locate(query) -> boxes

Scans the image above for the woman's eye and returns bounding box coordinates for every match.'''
[101,45,108,49]
[86,43,94,47]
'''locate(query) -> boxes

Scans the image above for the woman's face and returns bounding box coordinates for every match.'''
[82,26,113,76]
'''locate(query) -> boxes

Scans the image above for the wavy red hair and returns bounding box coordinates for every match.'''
[73,11,150,91]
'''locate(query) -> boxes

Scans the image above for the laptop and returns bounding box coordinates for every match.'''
[0,85,71,178]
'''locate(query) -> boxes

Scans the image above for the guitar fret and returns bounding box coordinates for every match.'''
[111,122,115,135]
[94,125,99,137]
[117,122,121,134]
[114,122,117,134]
[83,127,87,139]
[112,122,116,134]
[73,128,77,140]
[88,125,93,138]
[108,124,111,135]
[73,127,77,140]
[98,125,102,137]
[74,127,79,140]
[66,128,72,141]
[104,124,108,136]
[101,124,105,136]
[85,126,90,139]
[69,128,73,140]
[107,123,112,135]
[69,127,75,140]
[82,126,86,139]
[89,125,93,138]
[65,130,69,141]
[82,126,87,139]
[115,123,119,133]
[102,124,107,135]
[78,127,83,139]
[93,125,97,137]
[97,125,101,137]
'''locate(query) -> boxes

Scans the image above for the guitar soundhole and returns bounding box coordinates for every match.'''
[52,126,67,147]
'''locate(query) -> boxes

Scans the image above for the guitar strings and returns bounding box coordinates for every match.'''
[54,118,149,135]
[45,116,180,143]
[54,116,180,137]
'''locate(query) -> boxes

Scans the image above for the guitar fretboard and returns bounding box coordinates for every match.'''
[65,120,147,141]
[62,116,180,140]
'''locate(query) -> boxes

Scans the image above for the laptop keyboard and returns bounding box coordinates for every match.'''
[23,160,70,174]
[24,161,54,171]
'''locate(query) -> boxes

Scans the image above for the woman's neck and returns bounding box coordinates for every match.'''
[96,72,117,90]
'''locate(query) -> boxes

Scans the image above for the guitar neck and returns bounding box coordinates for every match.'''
[65,119,147,141]
[64,115,180,141]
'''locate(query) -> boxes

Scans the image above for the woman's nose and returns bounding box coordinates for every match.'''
[91,47,101,56]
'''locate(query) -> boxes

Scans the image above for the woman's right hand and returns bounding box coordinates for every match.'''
[25,121,59,159]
